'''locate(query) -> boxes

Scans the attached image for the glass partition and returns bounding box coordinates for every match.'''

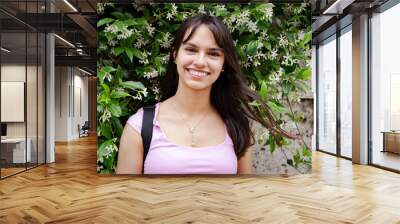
[371,3,400,171]
[1,30,27,177]
[339,26,352,158]
[317,35,337,155]
[0,0,46,179]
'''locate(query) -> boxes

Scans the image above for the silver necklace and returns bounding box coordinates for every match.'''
[172,100,208,147]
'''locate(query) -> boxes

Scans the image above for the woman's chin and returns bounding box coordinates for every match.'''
[183,80,212,91]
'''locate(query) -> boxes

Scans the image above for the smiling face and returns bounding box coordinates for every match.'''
[174,24,225,91]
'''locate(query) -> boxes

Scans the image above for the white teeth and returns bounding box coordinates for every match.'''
[188,69,208,77]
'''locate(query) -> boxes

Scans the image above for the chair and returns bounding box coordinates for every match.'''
[78,121,90,138]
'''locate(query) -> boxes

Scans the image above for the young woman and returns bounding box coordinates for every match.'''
[116,14,291,175]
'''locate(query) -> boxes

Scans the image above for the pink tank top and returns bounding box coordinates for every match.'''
[126,103,238,174]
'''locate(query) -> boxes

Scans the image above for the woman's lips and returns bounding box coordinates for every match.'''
[186,68,209,78]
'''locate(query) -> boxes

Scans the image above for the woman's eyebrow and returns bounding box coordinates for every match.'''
[184,42,223,52]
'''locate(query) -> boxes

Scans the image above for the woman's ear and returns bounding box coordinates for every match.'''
[172,50,177,63]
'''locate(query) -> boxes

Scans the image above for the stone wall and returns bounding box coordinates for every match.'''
[252,98,314,175]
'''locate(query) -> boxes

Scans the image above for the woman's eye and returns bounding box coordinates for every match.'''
[209,52,221,57]
[185,48,196,52]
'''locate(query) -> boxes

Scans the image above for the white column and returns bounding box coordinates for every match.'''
[46,32,55,163]
[352,14,369,164]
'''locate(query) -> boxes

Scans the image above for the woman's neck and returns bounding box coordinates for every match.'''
[171,86,212,116]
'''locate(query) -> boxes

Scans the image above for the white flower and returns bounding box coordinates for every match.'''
[141,88,148,97]
[166,12,173,21]
[278,34,288,47]
[160,32,172,49]
[104,24,118,34]
[99,109,111,123]
[261,31,268,38]
[97,3,114,14]
[216,4,226,12]
[198,4,206,14]
[255,52,267,60]
[298,30,305,40]
[233,40,238,46]
[153,87,160,94]
[146,24,155,37]
[109,40,117,46]
[263,7,273,22]
[253,60,261,67]
[143,69,158,79]
[133,93,142,101]
[172,3,178,16]
[247,20,259,34]
[117,27,133,40]
[283,54,294,66]
[135,37,145,49]
[244,62,251,68]
[270,48,278,59]
[257,42,263,50]
[240,10,250,19]
[139,58,149,65]
[182,13,187,20]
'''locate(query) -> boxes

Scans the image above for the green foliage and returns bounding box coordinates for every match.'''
[97,3,312,174]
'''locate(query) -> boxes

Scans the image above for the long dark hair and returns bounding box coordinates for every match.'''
[160,14,293,159]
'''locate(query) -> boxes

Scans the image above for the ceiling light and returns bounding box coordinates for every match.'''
[63,0,78,12]
[1,47,11,53]
[54,34,75,48]
[322,0,355,15]
[78,67,92,76]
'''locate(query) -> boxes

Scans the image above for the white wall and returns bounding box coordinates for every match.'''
[54,67,89,141]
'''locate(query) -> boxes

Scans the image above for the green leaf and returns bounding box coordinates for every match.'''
[98,66,116,82]
[100,169,112,174]
[101,83,110,96]
[260,81,268,100]
[97,18,114,27]
[125,48,143,62]
[298,67,311,80]
[98,139,113,158]
[267,100,286,114]
[125,18,148,26]
[113,47,124,56]
[302,145,312,158]
[101,122,112,139]
[110,90,130,98]
[268,134,276,153]
[246,41,258,55]
[111,12,126,20]
[121,81,145,90]
[108,103,122,117]
[303,31,312,44]
[112,117,124,137]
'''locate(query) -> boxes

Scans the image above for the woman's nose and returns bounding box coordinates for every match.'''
[194,53,206,67]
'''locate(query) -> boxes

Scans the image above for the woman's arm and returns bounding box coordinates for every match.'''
[116,125,144,174]
[237,147,253,174]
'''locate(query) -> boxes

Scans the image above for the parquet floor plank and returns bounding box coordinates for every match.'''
[0,135,399,223]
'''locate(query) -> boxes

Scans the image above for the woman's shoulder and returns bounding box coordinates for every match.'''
[126,107,145,134]
[126,103,159,133]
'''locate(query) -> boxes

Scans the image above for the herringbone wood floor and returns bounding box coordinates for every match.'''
[1,135,400,224]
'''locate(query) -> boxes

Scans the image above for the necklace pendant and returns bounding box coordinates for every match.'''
[191,142,196,147]
[189,127,195,133]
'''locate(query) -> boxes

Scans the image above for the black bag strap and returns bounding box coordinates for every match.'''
[141,105,156,174]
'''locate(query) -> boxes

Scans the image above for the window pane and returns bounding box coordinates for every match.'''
[371,3,400,171]
[340,27,352,158]
[318,35,337,154]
